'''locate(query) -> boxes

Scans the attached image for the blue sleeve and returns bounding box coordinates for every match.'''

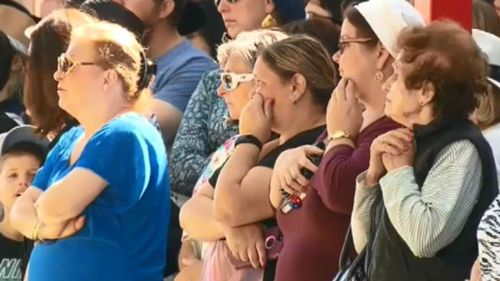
[32,127,82,191]
[154,57,217,112]
[75,124,151,209]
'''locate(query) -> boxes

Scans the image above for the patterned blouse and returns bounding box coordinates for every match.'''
[478,195,500,281]
[169,69,239,197]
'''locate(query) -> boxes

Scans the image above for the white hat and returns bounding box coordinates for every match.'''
[355,0,425,57]
[472,29,500,89]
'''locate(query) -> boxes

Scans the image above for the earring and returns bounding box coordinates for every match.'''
[420,100,425,106]
[261,14,277,28]
[375,71,384,82]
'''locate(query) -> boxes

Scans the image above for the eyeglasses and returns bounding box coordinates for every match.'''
[337,37,376,54]
[220,72,253,92]
[214,0,238,6]
[57,53,97,77]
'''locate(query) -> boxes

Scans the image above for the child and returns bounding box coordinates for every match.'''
[0,125,48,281]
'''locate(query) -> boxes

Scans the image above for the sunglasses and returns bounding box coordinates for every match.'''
[214,0,238,6]
[57,53,97,77]
[220,72,253,92]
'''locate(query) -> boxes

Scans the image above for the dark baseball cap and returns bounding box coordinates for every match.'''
[0,125,49,159]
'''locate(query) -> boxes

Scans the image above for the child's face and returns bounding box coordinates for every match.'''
[0,155,40,212]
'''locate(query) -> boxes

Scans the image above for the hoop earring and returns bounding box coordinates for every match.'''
[375,71,384,82]
[261,14,277,28]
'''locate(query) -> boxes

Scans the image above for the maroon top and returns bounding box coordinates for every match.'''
[275,117,400,281]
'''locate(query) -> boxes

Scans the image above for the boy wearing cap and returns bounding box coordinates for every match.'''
[0,126,48,281]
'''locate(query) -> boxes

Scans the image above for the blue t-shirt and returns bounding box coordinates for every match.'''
[29,113,170,281]
[152,40,217,113]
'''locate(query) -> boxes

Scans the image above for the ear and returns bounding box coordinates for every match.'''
[419,81,436,105]
[159,0,175,20]
[103,69,120,87]
[375,43,392,72]
[289,73,307,102]
[10,55,24,73]
[265,0,276,14]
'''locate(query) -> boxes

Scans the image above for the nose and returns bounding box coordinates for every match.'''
[217,0,229,13]
[217,84,227,97]
[53,68,63,82]
[18,179,29,190]
[332,51,341,64]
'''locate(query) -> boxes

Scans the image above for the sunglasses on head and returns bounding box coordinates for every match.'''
[214,0,238,6]
[57,53,97,77]
[220,72,254,92]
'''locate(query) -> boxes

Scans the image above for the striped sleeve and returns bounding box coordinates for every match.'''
[351,171,381,253]
[379,140,482,258]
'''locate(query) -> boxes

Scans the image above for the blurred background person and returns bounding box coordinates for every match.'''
[473,0,500,37]
[470,28,500,281]
[23,9,95,145]
[0,0,38,133]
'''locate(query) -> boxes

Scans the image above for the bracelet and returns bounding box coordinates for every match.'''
[32,221,45,243]
[235,135,263,150]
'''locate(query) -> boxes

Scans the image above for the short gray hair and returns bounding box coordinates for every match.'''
[217,29,288,68]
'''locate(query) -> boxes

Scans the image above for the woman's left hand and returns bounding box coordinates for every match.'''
[381,132,415,171]
[39,215,86,240]
[327,79,364,138]
[239,93,273,144]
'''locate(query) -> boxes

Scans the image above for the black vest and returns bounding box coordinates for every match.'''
[365,118,498,281]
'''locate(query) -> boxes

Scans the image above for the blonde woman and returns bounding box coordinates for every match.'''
[10,22,169,281]
[179,29,288,281]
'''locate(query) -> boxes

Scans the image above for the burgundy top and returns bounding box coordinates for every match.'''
[275,117,400,281]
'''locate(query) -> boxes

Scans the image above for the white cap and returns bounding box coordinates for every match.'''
[355,0,425,57]
[472,29,500,89]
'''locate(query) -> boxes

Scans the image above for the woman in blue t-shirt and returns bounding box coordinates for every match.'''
[9,21,170,281]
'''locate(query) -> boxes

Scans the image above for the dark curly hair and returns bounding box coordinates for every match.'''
[396,20,490,119]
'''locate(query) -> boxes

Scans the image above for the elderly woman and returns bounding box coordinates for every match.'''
[269,0,423,280]
[351,21,498,281]
[10,21,169,281]
[470,29,500,281]
[178,29,288,281]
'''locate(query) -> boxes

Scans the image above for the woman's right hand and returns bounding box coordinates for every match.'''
[224,223,266,269]
[366,128,413,186]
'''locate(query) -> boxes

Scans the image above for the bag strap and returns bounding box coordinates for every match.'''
[338,226,366,273]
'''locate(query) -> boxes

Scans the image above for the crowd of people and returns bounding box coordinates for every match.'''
[0,0,500,280]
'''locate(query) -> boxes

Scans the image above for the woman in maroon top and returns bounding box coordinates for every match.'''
[269,1,424,280]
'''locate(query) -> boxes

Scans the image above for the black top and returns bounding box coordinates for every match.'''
[208,125,326,281]
[0,234,32,281]
[209,126,326,187]
[366,118,498,281]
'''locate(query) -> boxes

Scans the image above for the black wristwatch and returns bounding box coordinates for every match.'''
[235,135,263,150]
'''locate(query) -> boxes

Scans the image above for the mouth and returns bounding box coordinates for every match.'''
[57,87,66,93]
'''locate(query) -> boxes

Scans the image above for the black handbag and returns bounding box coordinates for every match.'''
[332,227,367,281]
